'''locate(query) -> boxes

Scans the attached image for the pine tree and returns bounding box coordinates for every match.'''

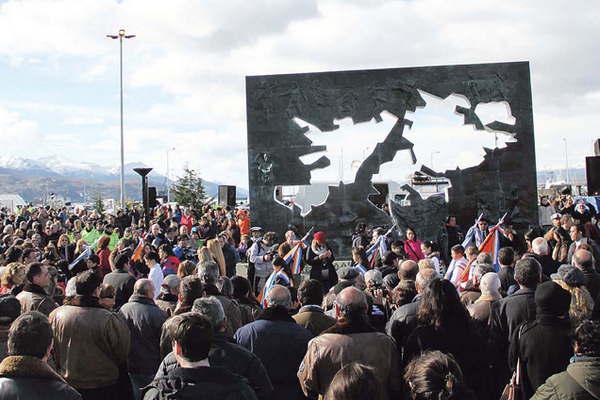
[94,193,105,214]
[170,168,207,209]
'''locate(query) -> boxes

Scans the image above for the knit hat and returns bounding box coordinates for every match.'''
[314,231,326,244]
[550,264,572,281]
[535,281,571,316]
[563,267,585,288]
[337,267,358,281]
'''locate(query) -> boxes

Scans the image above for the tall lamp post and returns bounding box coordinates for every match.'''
[133,168,152,229]
[563,138,570,185]
[166,147,176,203]
[107,29,136,209]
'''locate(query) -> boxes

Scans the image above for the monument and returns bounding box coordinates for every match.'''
[246,62,536,257]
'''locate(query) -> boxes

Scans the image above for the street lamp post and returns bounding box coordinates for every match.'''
[107,29,136,209]
[563,138,570,185]
[430,151,440,170]
[166,147,176,203]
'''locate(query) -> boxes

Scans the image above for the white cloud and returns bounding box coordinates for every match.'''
[0,0,598,188]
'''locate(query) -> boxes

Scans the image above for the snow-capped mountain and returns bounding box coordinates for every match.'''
[0,156,247,203]
[0,156,165,180]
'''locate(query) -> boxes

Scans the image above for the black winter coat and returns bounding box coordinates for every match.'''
[306,244,338,292]
[404,318,489,399]
[509,315,573,399]
[155,333,273,400]
[144,366,257,400]
[490,287,537,391]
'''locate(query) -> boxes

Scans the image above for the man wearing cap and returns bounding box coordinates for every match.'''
[156,275,180,317]
[509,281,573,399]
[306,231,338,292]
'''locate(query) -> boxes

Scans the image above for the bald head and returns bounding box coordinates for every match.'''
[133,279,154,299]
[573,249,594,272]
[335,287,368,321]
[266,285,291,309]
[398,260,418,281]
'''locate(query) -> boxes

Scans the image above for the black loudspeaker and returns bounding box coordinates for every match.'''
[218,185,236,207]
[586,156,600,195]
[148,187,158,208]
[594,139,600,156]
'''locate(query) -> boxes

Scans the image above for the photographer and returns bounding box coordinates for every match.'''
[248,231,278,294]
[306,231,338,293]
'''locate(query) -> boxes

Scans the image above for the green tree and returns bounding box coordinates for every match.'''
[94,192,105,214]
[170,168,206,209]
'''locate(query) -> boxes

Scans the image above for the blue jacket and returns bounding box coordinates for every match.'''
[234,306,313,400]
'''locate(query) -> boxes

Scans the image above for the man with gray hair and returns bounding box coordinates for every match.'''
[386,268,439,347]
[460,263,495,306]
[119,279,167,398]
[235,285,313,399]
[298,286,401,398]
[153,298,274,400]
[531,236,559,277]
[198,261,242,336]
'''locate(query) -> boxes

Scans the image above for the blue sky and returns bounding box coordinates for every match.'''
[0,0,598,188]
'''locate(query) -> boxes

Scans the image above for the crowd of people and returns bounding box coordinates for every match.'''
[0,200,598,400]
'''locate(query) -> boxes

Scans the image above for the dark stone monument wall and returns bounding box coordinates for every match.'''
[246,62,537,257]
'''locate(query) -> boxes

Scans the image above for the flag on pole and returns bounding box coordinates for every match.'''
[459,212,507,282]
[461,213,484,248]
[257,270,291,308]
[68,246,92,271]
[283,228,313,275]
[366,225,395,268]
[478,212,507,272]
[131,238,145,262]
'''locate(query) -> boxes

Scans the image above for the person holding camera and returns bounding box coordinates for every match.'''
[306,231,338,293]
[248,231,278,295]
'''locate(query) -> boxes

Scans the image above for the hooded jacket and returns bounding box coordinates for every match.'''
[531,357,600,400]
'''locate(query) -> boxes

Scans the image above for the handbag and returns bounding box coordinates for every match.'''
[500,324,525,400]
[500,358,521,400]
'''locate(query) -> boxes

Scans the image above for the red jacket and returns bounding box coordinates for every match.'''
[97,248,112,276]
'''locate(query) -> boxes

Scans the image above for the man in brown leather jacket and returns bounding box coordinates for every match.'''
[16,263,58,316]
[49,270,130,399]
[297,286,401,399]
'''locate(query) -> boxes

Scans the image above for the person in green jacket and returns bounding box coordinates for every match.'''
[531,320,600,400]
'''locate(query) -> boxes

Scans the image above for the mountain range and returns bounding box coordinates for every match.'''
[0,156,248,203]
[0,155,587,204]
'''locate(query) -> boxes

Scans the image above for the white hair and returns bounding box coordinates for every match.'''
[364,269,383,286]
[531,237,549,256]
[480,272,501,297]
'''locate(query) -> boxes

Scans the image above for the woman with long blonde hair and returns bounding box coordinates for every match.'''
[553,266,595,325]
[207,238,226,276]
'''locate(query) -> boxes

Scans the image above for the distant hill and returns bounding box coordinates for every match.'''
[0,156,248,203]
